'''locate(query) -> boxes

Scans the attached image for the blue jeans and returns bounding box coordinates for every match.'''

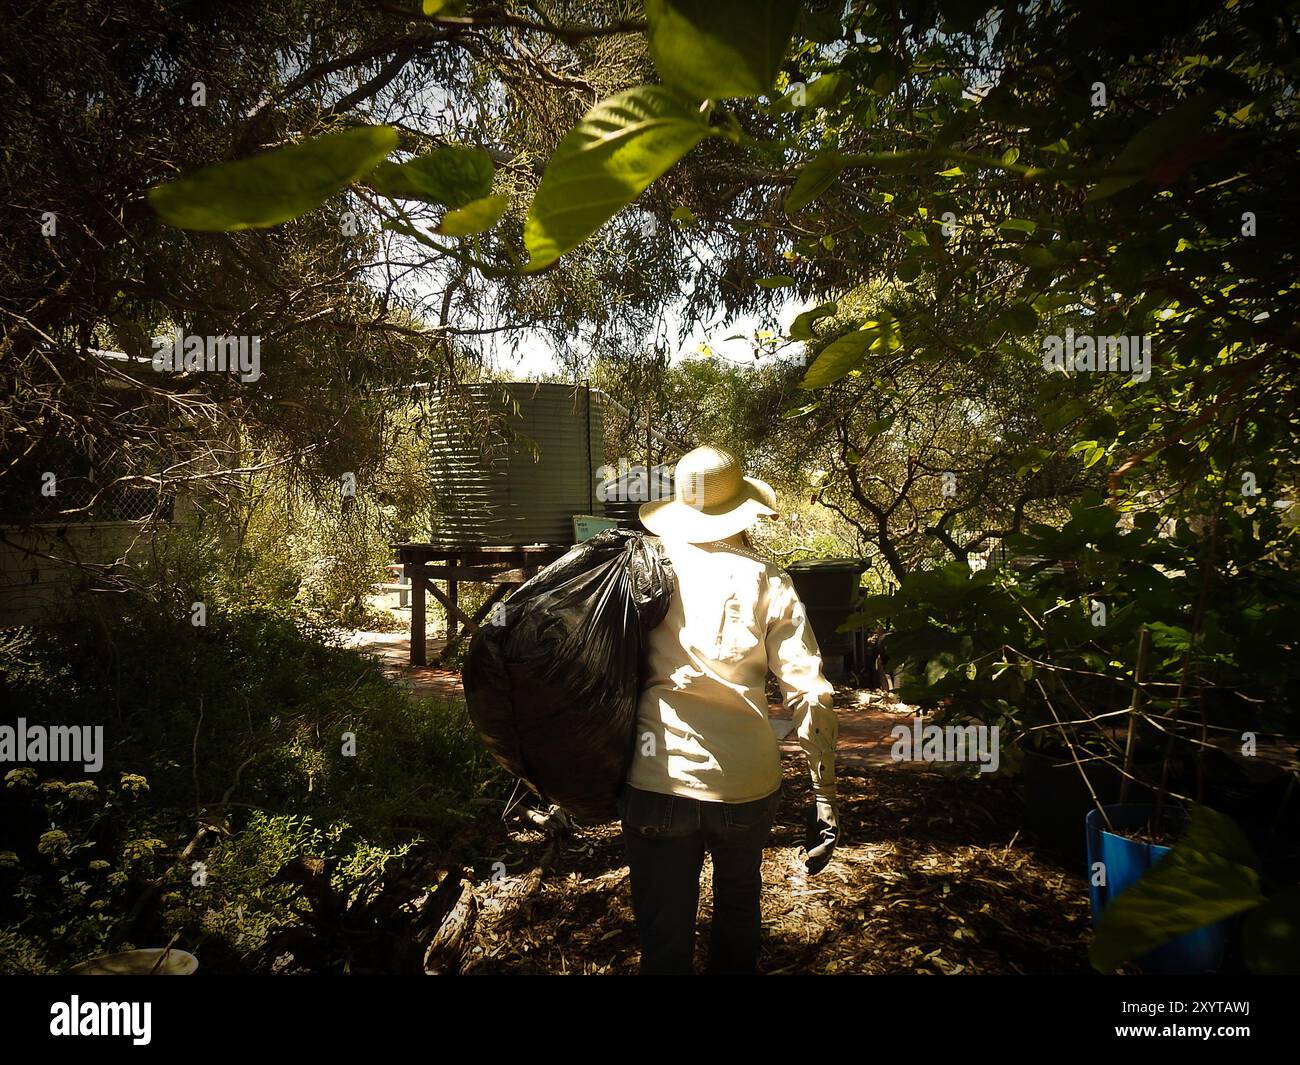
[618,783,781,975]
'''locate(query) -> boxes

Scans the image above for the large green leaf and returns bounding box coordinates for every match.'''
[523,86,716,271]
[799,331,874,388]
[646,0,801,100]
[797,3,843,44]
[436,193,509,236]
[785,150,948,214]
[841,594,900,627]
[772,73,845,113]
[789,302,837,340]
[995,302,1039,336]
[369,146,495,207]
[1086,95,1223,202]
[784,153,844,214]
[1243,888,1300,975]
[799,314,902,389]
[997,217,1038,234]
[149,126,398,231]
[1090,805,1264,973]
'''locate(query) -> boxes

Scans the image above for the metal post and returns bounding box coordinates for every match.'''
[1119,627,1151,804]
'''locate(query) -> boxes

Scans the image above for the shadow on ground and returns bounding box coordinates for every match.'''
[457,760,1092,975]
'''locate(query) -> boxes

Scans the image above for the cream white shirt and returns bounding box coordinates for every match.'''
[628,537,838,804]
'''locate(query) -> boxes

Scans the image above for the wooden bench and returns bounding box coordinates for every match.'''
[393,543,569,666]
[376,564,411,608]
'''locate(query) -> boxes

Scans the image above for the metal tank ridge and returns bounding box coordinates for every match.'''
[428,382,606,546]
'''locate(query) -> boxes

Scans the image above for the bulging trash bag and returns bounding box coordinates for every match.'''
[463,529,675,824]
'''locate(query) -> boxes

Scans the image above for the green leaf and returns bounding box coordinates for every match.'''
[756,275,796,288]
[671,205,697,224]
[369,146,494,207]
[872,68,900,96]
[523,86,716,271]
[785,152,844,214]
[897,256,924,281]
[1086,94,1223,202]
[646,0,801,100]
[926,655,954,685]
[149,125,398,231]
[862,415,896,437]
[800,332,873,388]
[843,594,899,625]
[435,193,509,236]
[781,399,820,420]
[1243,888,1300,975]
[997,217,1037,234]
[1090,805,1264,973]
[774,73,846,113]
[769,72,852,113]
[789,302,838,340]
[799,314,902,389]
[995,302,1039,336]
[803,72,846,110]
[1019,245,1057,268]
[797,4,842,43]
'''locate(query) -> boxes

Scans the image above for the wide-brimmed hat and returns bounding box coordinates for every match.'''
[639,445,778,542]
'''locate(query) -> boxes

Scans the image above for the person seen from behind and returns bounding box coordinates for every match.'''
[620,444,839,975]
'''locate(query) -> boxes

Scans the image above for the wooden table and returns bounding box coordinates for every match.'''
[394,543,569,666]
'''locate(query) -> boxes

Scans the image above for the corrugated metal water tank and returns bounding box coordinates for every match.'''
[428,382,605,546]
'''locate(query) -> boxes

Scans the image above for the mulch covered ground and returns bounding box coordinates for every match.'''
[456,759,1094,975]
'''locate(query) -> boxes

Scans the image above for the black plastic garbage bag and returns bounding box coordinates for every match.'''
[462,528,675,824]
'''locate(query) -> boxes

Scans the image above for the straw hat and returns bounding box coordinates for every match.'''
[639,445,778,542]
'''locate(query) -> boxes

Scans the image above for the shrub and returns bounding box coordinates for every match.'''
[0,598,501,973]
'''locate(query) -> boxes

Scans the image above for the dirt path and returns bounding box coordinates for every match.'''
[345,630,466,703]
[347,630,1095,975]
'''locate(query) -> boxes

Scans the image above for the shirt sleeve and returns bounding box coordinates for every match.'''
[765,575,837,803]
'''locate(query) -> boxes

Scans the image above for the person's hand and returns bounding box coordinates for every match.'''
[804,797,839,875]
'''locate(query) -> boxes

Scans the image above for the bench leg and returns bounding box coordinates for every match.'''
[407,563,427,667]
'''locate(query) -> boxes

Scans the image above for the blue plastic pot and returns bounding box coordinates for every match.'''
[1086,803,1229,974]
